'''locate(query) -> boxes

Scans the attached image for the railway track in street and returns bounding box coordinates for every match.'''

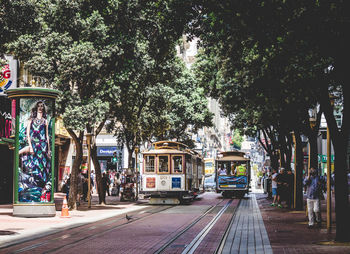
[1,193,242,254]
[1,205,174,254]
[154,198,241,254]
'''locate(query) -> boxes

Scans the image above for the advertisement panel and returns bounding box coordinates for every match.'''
[0,96,13,139]
[0,55,17,95]
[17,98,54,203]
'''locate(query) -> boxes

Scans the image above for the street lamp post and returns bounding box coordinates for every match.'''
[308,108,317,217]
[86,133,93,208]
[291,132,297,209]
[135,147,139,201]
[326,123,331,232]
[326,96,335,233]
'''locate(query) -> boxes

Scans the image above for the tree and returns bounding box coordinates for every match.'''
[108,53,213,168]
[188,0,350,241]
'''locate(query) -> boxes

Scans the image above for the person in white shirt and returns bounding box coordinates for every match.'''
[270,168,279,207]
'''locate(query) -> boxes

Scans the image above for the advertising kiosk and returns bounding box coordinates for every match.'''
[6,87,59,217]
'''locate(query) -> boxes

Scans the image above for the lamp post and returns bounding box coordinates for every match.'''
[135,147,139,201]
[326,96,335,232]
[307,108,317,216]
[86,133,92,208]
[291,132,297,209]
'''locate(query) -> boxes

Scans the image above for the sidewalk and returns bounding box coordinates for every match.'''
[0,192,147,249]
[256,192,350,254]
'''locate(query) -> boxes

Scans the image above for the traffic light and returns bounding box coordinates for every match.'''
[112,152,118,164]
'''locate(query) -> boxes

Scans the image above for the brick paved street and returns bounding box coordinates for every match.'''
[1,192,350,254]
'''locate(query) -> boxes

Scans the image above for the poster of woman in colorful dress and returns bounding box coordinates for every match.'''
[18,99,53,202]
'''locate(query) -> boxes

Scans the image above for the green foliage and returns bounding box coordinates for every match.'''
[231,130,243,150]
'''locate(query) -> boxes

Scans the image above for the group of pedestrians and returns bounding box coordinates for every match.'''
[62,169,95,206]
[266,166,327,229]
[101,170,122,197]
[270,167,294,209]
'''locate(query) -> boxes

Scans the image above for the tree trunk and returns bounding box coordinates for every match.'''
[333,143,350,242]
[319,84,350,242]
[294,131,304,210]
[66,129,84,210]
[308,132,318,169]
[91,143,105,204]
[270,152,279,170]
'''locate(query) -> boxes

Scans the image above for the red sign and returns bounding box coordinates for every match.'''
[146,177,156,188]
[59,166,70,180]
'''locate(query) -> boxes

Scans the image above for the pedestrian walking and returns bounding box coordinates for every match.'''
[82,172,88,201]
[270,168,279,207]
[303,167,324,228]
[114,172,121,197]
[275,168,286,208]
[102,172,110,197]
[63,174,70,200]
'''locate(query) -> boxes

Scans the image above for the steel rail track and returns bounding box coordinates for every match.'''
[154,199,231,254]
[214,198,242,254]
[181,199,233,254]
[7,205,173,254]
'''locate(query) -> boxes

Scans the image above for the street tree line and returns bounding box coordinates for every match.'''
[189,0,350,242]
[2,0,349,242]
[1,0,212,208]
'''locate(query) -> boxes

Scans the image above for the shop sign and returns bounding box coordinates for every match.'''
[319,154,334,163]
[97,146,120,156]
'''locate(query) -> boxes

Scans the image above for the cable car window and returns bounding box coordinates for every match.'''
[145,155,155,173]
[186,155,192,175]
[158,156,169,173]
[172,156,183,173]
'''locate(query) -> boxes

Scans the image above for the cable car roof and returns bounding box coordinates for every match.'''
[217,151,250,161]
[143,149,188,155]
[143,140,202,158]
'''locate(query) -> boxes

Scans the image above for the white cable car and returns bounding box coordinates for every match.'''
[141,141,204,204]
